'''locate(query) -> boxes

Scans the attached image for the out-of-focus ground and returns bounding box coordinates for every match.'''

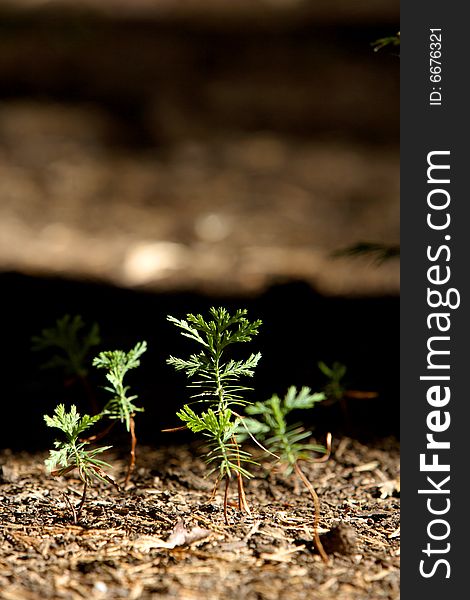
[0,0,399,296]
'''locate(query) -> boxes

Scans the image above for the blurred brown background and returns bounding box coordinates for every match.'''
[0,0,399,296]
[0,1,400,447]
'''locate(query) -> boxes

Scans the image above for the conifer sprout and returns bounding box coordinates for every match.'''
[318,361,378,417]
[167,307,262,522]
[44,404,117,523]
[92,341,147,487]
[32,314,101,413]
[242,386,330,563]
[318,361,347,402]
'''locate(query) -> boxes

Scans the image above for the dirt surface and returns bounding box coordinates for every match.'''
[0,437,400,599]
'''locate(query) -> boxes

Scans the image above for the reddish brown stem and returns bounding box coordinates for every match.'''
[62,492,77,524]
[124,415,137,487]
[81,420,117,443]
[231,435,251,515]
[237,474,251,515]
[207,476,221,504]
[344,390,378,400]
[294,461,329,564]
[313,432,333,463]
[161,425,188,433]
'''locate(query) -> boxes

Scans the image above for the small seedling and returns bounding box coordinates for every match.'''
[32,314,101,413]
[92,341,147,486]
[44,404,116,523]
[318,361,378,414]
[318,361,347,402]
[242,386,329,563]
[167,307,261,521]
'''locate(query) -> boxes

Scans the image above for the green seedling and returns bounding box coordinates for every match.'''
[167,307,261,521]
[318,361,347,402]
[92,341,147,486]
[318,361,378,414]
[44,404,117,523]
[32,314,101,413]
[242,386,329,563]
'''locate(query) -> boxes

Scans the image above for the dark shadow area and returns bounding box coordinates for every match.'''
[2,272,398,451]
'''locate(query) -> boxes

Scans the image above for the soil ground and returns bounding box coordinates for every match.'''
[0,436,399,600]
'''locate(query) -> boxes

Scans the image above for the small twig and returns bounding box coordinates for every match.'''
[243,520,261,543]
[232,411,279,460]
[313,432,332,463]
[207,476,221,504]
[294,461,328,564]
[91,466,120,492]
[161,425,188,433]
[344,390,378,400]
[81,420,117,443]
[62,492,77,524]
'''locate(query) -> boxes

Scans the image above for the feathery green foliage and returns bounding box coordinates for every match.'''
[92,341,147,486]
[372,32,400,52]
[92,341,147,431]
[167,308,261,410]
[318,361,347,401]
[44,404,112,485]
[167,307,262,481]
[177,405,255,479]
[243,386,329,563]
[32,314,100,378]
[243,386,326,474]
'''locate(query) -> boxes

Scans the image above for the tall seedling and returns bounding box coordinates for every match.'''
[243,386,330,562]
[167,307,261,522]
[92,341,147,486]
[318,361,347,403]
